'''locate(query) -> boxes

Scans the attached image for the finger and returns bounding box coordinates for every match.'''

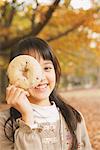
[16,87,30,97]
[14,81,20,87]
[27,88,31,94]
[6,85,15,100]
[6,86,17,103]
[7,88,23,106]
[24,91,30,96]
[14,88,29,99]
[13,88,23,102]
[7,84,14,89]
[8,83,11,86]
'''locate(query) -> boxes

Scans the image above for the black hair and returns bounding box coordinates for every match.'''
[5,36,81,149]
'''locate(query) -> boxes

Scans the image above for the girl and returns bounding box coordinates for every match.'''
[0,37,92,150]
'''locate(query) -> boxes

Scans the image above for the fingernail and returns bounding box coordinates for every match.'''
[25,91,30,96]
[14,81,19,86]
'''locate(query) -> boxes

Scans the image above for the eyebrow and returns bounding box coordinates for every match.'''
[44,60,53,65]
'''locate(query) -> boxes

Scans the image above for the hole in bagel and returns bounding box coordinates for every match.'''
[23,67,29,78]
[22,61,29,78]
[36,77,39,80]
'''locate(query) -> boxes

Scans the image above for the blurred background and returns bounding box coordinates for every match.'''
[0,0,100,149]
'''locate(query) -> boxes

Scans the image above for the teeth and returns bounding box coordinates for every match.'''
[36,84,47,89]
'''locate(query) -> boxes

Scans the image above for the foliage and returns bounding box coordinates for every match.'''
[0,0,100,86]
[39,5,100,79]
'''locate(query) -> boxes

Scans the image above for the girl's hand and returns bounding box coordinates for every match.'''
[6,84,34,128]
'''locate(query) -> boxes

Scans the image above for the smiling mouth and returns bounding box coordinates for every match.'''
[35,84,48,89]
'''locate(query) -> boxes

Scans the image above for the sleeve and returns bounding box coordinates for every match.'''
[14,119,41,150]
[0,110,14,150]
[75,112,93,150]
[0,111,41,150]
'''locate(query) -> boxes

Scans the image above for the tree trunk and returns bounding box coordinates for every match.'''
[0,68,8,103]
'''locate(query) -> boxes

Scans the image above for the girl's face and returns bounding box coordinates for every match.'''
[25,51,56,106]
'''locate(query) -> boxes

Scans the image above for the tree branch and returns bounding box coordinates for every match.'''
[31,0,61,35]
[47,7,100,42]
[1,2,99,51]
[0,0,61,50]
[47,20,84,42]
[0,0,17,27]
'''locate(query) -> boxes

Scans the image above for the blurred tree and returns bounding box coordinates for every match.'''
[38,0,100,87]
[0,0,69,50]
[48,3,99,81]
[0,0,100,101]
[0,0,71,101]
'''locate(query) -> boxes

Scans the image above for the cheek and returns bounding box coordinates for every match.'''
[48,71,56,85]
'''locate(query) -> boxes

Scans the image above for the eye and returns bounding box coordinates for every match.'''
[44,66,53,71]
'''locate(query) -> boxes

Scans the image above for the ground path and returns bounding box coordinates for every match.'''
[60,88,100,150]
[0,88,100,149]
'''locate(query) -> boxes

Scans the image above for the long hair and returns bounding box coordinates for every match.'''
[5,37,81,149]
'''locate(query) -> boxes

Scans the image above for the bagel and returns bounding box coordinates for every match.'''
[7,55,42,90]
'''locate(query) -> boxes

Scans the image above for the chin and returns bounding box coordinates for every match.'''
[30,94,49,101]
